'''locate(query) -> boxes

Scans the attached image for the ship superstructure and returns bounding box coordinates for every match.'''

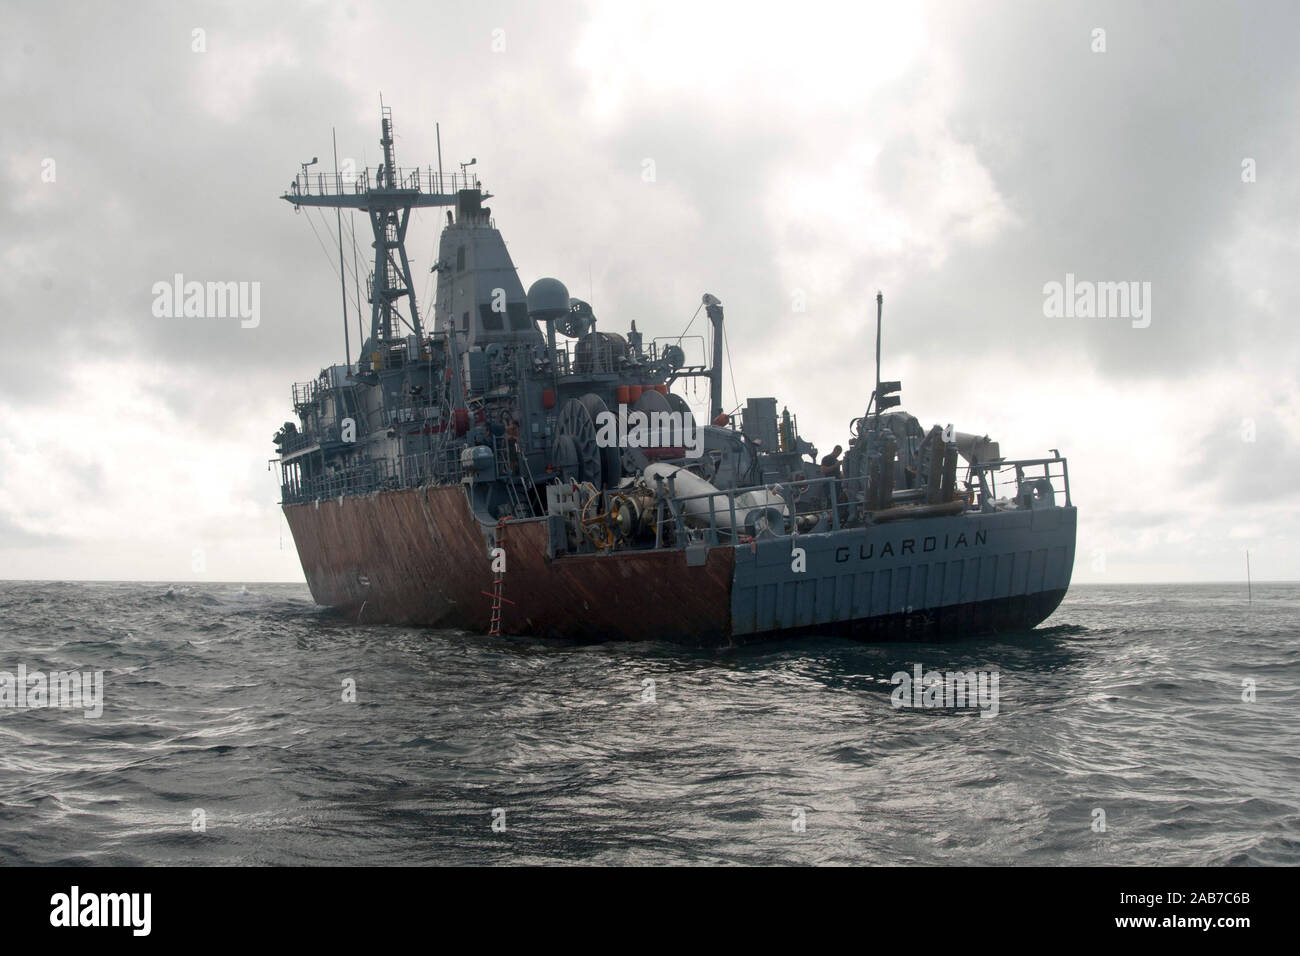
[274,114,1076,643]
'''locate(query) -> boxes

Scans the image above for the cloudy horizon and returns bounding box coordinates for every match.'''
[2,0,1297,585]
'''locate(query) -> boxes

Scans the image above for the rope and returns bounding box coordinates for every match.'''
[723,321,739,411]
[673,301,704,347]
[301,208,345,283]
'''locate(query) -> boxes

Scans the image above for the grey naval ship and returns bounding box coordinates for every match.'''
[273,112,1076,643]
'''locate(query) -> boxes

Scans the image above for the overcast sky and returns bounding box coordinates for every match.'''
[2,0,1297,584]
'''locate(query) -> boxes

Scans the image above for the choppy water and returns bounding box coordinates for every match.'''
[0,580,1296,865]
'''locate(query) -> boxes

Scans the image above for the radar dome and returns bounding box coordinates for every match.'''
[527,277,571,319]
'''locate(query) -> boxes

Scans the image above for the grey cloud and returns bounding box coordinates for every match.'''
[1191,409,1300,505]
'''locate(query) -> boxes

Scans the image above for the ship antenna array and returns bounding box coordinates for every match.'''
[281,109,462,352]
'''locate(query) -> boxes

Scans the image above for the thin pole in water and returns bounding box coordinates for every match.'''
[1247,550,1252,603]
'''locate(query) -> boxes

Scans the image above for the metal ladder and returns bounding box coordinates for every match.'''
[485,518,514,636]
[488,566,505,635]
[494,435,535,518]
[516,445,540,515]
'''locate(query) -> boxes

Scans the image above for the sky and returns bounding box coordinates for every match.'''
[1,0,1297,584]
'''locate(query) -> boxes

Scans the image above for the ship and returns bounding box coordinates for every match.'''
[273,111,1076,644]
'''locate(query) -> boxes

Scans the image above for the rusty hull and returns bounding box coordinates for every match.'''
[283,485,734,642]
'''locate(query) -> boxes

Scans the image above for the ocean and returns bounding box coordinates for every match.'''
[0,581,1295,866]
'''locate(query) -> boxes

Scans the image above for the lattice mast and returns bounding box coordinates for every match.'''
[281,108,461,349]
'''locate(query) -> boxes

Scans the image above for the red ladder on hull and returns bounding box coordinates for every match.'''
[483,517,515,636]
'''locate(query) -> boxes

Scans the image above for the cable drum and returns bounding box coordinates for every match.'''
[579,393,621,488]
[550,398,603,485]
[573,331,627,374]
[664,391,696,433]
[632,387,670,417]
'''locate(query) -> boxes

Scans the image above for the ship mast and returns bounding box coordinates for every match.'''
[871,290,901,423]
[282,108,460,351]
[874,290,882,423]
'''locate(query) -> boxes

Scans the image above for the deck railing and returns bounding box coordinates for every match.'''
[610,455,1071,551]
[280,445,464,505]
[288,166,480,199]
[966,456,1071,508]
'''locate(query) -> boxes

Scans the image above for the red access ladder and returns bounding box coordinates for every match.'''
[488,569,505,636]
[484,518,515,635]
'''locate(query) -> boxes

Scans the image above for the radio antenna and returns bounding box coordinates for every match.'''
[332,127,351,371]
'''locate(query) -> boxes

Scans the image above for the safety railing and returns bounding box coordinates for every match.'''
[648,335,708,369]
[280,445,465,505]
[287,167,480,199]
[966,456,1071,508]
[277,430,315,455]
[644,472,872,548]
[584,460,1029,553]
[291,380,320,407]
